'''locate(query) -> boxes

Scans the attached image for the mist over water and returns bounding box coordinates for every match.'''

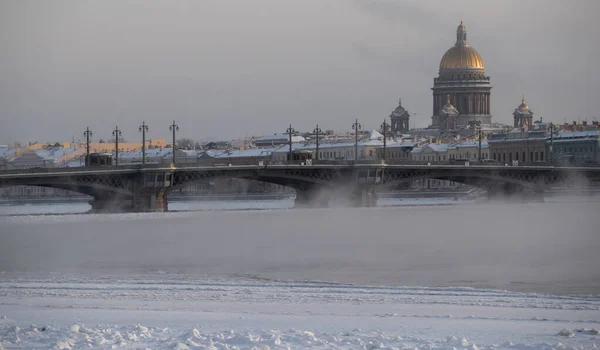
[1,201,599,295]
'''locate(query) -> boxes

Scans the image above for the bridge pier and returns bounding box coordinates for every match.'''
[351,186,377,207]
[132,188,169,212]
[294,189,329,209]
[88,197,132,213]
[486,183,544,203]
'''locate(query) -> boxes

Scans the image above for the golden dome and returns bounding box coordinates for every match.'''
[439,45,484,69]
[518,95,529,109]
[439,22,484,70]
[443,94,455,109]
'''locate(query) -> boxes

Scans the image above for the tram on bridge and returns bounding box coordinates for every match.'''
[85,153,113,167]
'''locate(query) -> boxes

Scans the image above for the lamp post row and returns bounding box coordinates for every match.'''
[84,118,400,167]
[83,121,180,167]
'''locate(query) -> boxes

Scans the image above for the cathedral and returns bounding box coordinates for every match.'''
[431,21,492,130]
[390,22,495,134]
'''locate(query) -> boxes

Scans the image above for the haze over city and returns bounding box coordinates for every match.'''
[1,0,599,143]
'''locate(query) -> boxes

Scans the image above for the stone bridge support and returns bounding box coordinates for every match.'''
[351,186,377,207]
[88,197,132,213]
[486,182,544,203]
[294,187,330,208]
[87,171,173,213]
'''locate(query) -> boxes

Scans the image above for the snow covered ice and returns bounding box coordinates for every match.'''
[1,274,599,349]
[1,202,599,349]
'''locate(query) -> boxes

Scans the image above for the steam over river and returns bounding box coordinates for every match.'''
[1,200,599,295]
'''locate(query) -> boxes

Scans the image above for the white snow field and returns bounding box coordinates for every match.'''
[1,274,599,349]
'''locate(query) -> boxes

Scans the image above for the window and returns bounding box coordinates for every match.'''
[535,152,538,161]
[523,152,525,162]
[530,152,534,162]
[515,152,519,161]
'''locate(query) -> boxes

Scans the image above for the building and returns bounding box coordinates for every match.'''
[513,97,534,130]
[389,98,410,135]
[431,22,492,130]
[9,146,80,169]
[0,145,21,170]
[488,129,547,165]
[550,128,599,165]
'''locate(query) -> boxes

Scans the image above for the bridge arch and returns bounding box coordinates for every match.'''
[379,168,553,193]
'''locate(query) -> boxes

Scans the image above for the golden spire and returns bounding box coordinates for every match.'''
[443,94,455,109]
[518,94,529,109]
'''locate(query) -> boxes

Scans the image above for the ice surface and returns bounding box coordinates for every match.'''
[1,275,599,349]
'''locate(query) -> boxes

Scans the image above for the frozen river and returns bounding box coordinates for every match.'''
[1,200,599,349]
[1,199,599,295]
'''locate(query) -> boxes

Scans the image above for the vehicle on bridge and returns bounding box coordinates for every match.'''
[85,153,113,167]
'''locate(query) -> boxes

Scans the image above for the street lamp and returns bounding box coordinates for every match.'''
[169,120,179,165]
[352,118,362,161]
[112,126,122,166]
[380,119,390,162]
[470,119,482,162]
[83,127,92,167]
[313,124,322,162]
[286,124,296,163]
[549,122,554,166]
[475,121,482,162]
[139,121,148,165]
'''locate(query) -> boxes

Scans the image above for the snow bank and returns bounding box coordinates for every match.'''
[3,325,596,350]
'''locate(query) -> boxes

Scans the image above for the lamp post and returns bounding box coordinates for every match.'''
[169,120,179,165]
[352,118,362,161]
[549,122,554,166]
[139,121,148,165]
[112,126,122,166]
[475,120,482,162]
[380,119,390,162]
[313,124,322,162]
[83,127,92,167]
[286,124,296,163]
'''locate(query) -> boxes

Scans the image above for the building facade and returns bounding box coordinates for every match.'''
[488,130,547,165]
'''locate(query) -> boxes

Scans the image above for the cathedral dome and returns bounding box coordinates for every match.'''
[518,96,529,109]
[439,22,484,70]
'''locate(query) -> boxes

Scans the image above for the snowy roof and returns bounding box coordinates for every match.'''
[63,159,84,168]
[205,147,281,159]
[254,134,306,143]
[387,141,414,149]
[553,130,599,139]
[117,148,174,159]
[455,141,489,149]
[427,144,449,152]
[33,147,75,160]
[368,130,383,141]
[0,146,20,159]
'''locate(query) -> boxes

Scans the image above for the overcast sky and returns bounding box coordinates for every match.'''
[1,0,599,144]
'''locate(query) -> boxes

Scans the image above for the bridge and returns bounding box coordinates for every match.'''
[1,164,599,212]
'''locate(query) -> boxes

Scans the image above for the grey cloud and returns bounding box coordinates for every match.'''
[0,0,599,143]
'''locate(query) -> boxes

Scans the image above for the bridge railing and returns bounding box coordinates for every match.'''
[1,160,599,176]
